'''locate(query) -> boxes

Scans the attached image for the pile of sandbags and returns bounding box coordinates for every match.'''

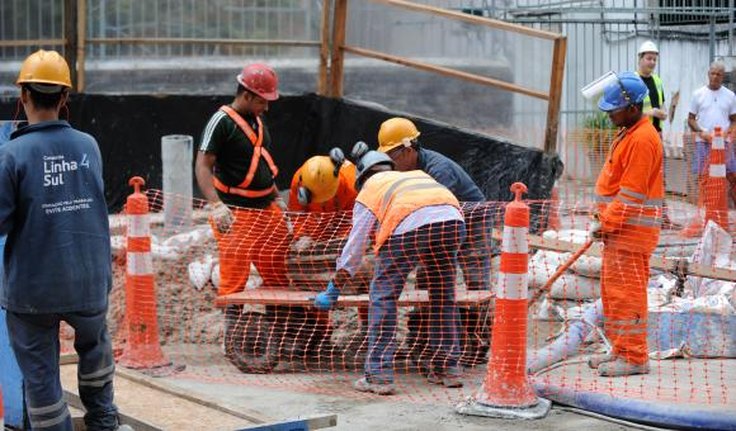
[529,229,602,304]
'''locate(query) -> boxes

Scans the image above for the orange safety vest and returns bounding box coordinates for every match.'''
[595,117,664,253]
[356,170,460,253]
[288,162,358,213]
[212,105,279,198]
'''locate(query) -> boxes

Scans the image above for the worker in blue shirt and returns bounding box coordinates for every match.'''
[373,117,491,291]
[0,50,130,431]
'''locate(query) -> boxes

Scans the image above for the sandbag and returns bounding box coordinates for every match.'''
[570,255,602,278]
[549,273,600,300]
[529,250,570,288]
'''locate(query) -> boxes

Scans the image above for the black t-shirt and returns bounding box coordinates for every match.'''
[199,109,277,208]
[641,75,663,132]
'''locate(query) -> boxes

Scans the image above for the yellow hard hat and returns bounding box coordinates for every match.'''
[377,117,420,153]
[16,49,72,89]
[299,156,340,204]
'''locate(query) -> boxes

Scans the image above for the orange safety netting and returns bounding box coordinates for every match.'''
[57,190,735,417]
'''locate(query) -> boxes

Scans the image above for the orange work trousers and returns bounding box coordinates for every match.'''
[600,246,650,365]
[212,202,291,296]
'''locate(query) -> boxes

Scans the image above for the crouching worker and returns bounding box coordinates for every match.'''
[313,148,466,395]
[288,147,358,242]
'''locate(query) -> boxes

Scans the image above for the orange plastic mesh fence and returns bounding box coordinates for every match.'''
[61,189,734,410]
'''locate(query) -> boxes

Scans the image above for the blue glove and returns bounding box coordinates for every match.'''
[314,281,340,310]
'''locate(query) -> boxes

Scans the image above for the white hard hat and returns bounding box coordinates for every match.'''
[638,40,659,55]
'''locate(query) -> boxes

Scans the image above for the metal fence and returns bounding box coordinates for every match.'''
[1,0,734,155]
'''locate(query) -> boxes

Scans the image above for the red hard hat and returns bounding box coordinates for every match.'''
[236,63,279,101]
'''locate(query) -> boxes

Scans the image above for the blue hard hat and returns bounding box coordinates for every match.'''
[598,71,649,112]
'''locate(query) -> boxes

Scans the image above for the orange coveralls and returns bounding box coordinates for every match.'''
[595,117,664,365]
[287,162,358,239]
[210,106,290,297]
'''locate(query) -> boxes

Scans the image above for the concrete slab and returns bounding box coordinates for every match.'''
[148,345,650,431]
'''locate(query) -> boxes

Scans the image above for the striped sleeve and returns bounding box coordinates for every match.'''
[199,110,227,152]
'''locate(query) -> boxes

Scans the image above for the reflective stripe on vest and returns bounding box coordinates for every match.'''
[213,105,279,196]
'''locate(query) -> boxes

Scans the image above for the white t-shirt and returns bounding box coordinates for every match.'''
[689,85,736,134]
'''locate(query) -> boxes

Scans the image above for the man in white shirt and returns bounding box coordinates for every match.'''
[688,60,736,205]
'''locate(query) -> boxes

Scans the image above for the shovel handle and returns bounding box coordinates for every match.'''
[528,239,595,309]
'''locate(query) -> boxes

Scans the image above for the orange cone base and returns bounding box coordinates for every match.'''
[456,396,551,420]
[118,344,172,370]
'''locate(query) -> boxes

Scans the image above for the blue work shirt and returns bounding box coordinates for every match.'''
[0,121,112,313]
[417,148,485,202]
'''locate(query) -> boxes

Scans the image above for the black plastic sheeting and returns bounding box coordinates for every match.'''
[0,93,563,212]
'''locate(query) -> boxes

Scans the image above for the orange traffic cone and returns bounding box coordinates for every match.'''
[118,177,174,372]
[456,182,551,419]
[681,127,729,237]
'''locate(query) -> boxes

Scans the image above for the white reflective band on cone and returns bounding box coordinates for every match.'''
[127,252,153,275]
[712,139,725,150]
[501,226,528,254]
[496,272,528,299]
[710,164,726,178]
[128,214,150,237]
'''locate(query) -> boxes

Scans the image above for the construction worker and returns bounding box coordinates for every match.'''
[688,60,736,206]
[589,71,663,377]
[373,117,490,291]
[636,40,679,229]
[0,50,131,431]
[195,63,291,343]
[313,149,466,395]
[287,147,357,240]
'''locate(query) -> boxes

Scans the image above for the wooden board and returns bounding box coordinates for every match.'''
[61,364,259,431]
[492,229,736,282]
[215,289,494,308]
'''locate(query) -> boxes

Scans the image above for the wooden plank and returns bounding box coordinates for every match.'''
[318,0,332,95]
[329,0,348,97]
[76,0,87,92]
[0,38,65,47]
[368,0,560,40]
[115,367,273,425]
[492,229,736,282]
[85,38,320,47]
[215,289,493,308]
[544,36,567,154]
[342,45,549,101]
[64,390,163,431]
[61,364,260,430]
[63,0,78,90]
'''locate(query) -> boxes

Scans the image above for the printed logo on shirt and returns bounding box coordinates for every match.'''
[43,153,90,187]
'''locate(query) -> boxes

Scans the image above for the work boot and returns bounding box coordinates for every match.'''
[597,358,650,377]
[427,369,463,388]
[353,377,396,395]
[116,425,135,431]
[587,353,614,369]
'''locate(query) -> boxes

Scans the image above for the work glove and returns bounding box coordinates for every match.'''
[313,280,340,310]
[209,201,234,234]
[588,220,603,240]
[651,108,667,121]
[293,235,315,253]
